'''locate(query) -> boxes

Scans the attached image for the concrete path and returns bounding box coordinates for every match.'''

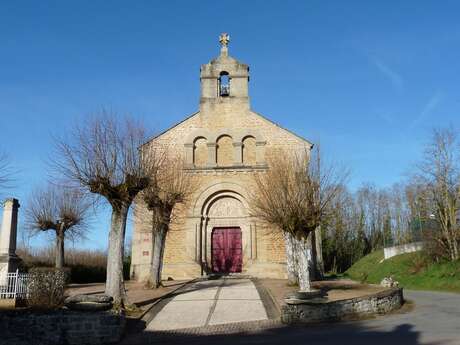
[123,289,460,345]
[147,278,268,331]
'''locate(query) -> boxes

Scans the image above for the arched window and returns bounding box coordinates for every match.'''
[219,71,230,97]
[216,135,233,166]
[193,137,207,167]
[242,136,256,166]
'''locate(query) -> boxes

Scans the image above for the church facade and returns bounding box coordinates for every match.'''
[131,34,313,281]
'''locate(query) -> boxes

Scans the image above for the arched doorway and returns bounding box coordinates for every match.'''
[195,186,254,275]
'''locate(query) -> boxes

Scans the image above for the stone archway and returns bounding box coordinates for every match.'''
[192,182,257,275]
[201,192,249,274]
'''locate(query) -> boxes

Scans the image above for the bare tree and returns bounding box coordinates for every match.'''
[141,154,197,288]
[415,127,460,261]
[25,184,90,268]
[53,112,154,304]
[250,147,346,292]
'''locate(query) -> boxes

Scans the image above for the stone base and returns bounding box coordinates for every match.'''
[0,299,16,309]
[281,288,404,324]
[0,254,22,285]
[0,309,125,345]
[291,289,324,300]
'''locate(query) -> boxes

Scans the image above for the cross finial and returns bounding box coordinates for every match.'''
[219,33,230,47]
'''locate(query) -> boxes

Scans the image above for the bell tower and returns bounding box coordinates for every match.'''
[200,33,250,112]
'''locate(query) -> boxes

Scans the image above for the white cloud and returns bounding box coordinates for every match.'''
[410,92,443,129]
[373,58,404,91]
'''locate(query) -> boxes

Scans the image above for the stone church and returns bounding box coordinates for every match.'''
[131,34,313,281]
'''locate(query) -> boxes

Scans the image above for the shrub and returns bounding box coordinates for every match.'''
[408,253,429,274]
[422,228,452,262]
[27,267,69,309]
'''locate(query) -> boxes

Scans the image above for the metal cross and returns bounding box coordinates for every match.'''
[219,33,230,47]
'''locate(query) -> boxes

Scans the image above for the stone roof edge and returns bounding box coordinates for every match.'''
[141,111,200,147]
[250,110,314,148]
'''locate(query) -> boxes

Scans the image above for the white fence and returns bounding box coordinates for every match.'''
[383,241,424,260]
[0,269,30,299]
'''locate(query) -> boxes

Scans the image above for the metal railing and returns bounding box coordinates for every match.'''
[0,269,30,299]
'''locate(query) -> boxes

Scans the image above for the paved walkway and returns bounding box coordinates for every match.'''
[147,278,268,330]
[123,288,460,345]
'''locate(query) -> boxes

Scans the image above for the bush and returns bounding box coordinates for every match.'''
[27,267,69,309]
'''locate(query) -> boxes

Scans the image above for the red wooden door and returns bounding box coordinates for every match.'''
[211,227,242,273]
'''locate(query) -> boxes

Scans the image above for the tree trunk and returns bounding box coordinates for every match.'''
[293,235,312,292]
[284,232,298,285]
[55,228,65,269]
[310,227,324,280]
[150,223,168,288]
[105,203,129,305]
[316,227,325,277]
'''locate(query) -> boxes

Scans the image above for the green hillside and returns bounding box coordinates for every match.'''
[344,250,460,293]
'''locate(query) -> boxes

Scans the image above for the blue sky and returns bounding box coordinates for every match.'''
[1,1,459,250]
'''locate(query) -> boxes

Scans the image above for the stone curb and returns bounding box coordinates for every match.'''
[149,318,284,336]
[281,287,404,324]
[251,278,281,319]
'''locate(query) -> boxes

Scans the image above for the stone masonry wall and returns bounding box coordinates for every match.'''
[0,309,126,345]
[281,288,404,324]
[131,109,312,281]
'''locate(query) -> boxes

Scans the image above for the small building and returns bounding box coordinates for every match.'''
[131,34,315,281]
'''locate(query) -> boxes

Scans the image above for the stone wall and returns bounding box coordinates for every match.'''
[281,288,403,324]
[0,309,125,345]
[384,242,423,260]
[131,109,314,281]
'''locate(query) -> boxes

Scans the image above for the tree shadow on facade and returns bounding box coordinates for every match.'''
[121,322,441,345]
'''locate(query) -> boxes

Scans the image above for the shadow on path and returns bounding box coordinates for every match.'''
[121,322,444,345]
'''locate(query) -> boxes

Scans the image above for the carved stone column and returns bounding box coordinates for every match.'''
[256,140,267,166]
[207,143,217,167]
[233,142,243,166]
[184,143,194,168]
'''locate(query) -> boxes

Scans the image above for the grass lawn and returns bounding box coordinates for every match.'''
[344,250,460,293]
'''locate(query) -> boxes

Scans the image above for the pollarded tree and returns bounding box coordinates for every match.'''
[140,154,197,288]
[26,184,90,268]
[53,112,157,304]
[250,147,346,292]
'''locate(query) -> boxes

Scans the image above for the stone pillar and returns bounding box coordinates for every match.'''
[0,198,21,281]
[207,143,217,167]
[233,142,243,166]
[184,143,194,168]
[256,140,267,166]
